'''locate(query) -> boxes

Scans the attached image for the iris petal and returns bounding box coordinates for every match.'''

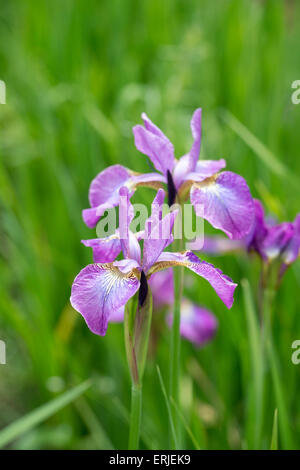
[70,263,140,336]
[148,251,237,309]
[190,171,254,240]
[133,114,175,175]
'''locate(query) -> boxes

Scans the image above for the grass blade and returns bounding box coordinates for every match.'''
[220,109,297,183]
[170,397,201,450]
[156,365,178,449]
[0,380,91,448]
[270,408,278,450]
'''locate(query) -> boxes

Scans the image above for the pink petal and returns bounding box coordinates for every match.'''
[190,171,254,240]
[150,251,237,309]
[70,263,140,336]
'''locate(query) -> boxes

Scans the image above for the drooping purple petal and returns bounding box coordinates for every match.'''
[81,236,121,263]
[70,263,140,336]
[148,269,174,309]
[133,114,175,175]
[190,171,254,240]
[168,300,218,347]
[148,251,237,308]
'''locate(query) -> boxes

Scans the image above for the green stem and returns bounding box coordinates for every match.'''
[169,236,184,448]
[128,383,142,450]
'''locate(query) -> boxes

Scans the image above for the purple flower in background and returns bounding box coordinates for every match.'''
[201,199,300,279]
[71,188,237,336]
[82,109,254,240]
[149,269,218,347]
[169,300,218,348]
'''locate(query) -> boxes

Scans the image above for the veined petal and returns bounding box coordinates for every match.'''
[81,235,121,263]
[133,114,175,175]
[168,299,218,347]
[148,251,237,308]
[190,171,254,240]
[70,263,140,336]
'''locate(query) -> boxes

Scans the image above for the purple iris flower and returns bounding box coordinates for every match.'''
[71,188,237,336]
[201,199,300,278]
[82,109,254,240]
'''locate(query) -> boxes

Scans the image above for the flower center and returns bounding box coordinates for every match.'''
[138,270,148,306]
[167,170,177,207]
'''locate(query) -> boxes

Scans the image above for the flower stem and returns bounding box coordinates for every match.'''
[169,236,184,448]
[128,383,142,450]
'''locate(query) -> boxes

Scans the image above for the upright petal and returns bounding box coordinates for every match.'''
[148,251,237,308]
[142,210,178,273]
[168,300,218,347]
[81,235,122,262]
[190,171,254,239]
[118,187,141,263]
[70,263,140,336]
[133,114,175,175]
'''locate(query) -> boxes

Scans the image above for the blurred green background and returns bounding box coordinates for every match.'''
[0,0,300,449]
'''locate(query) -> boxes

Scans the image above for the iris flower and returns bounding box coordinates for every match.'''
[82,109,254,240]
[71,188,237,336]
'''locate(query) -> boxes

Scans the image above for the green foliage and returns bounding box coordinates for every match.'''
[0,0,300,449]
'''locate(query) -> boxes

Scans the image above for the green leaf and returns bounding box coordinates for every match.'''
[0,380,91,449]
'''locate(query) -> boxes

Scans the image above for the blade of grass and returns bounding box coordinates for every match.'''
[220,109,298,184]
[156,365,178,449]
[75,397,114,450]
[0,380,91,449]
[170,397,201,450]
[270,408,278,450]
